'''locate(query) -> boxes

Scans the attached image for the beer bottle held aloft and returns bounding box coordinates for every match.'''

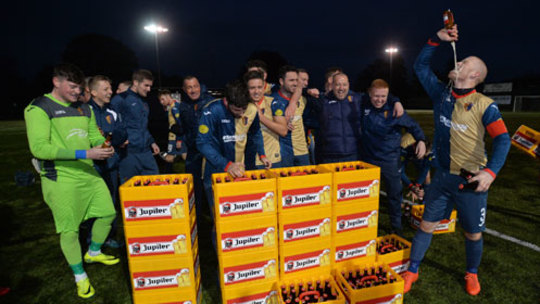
[443,9,454,29]
[101,132,112,148]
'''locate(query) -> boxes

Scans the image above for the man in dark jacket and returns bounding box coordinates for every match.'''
[360,79,426,235]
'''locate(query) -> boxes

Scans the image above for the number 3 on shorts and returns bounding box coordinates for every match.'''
[479,208,486,227]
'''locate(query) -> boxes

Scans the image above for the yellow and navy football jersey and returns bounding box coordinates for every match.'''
[255,96,283,165]
[196,100,265,179]
[290,96,308,156]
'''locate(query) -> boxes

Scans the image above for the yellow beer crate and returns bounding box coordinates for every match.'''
[218,248,278,291]
[511,124,540,158]
[278,206,331,247]
[221,281,279,304]
[336,262,404,304]
[129,251,200,295]
[333,199,378,238]
[120,174,195,226]
[124,208,198,261]
[132,274,201,304]
[318,161,380,204]
[268,166,332,213]
[212,170,276,221]
[278,274,345,303]
[279,238,332,280]
[410,204,457,234]
[376,234,411,275]
[333,234,377,270]
[215,213,277,255]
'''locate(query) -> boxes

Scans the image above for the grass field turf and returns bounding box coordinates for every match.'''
[0,112,539,303]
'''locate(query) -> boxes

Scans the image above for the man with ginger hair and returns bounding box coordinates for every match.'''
[360,78,426,236]
[402,25,511,296]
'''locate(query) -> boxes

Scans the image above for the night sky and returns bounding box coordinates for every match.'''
[7,1,540,89]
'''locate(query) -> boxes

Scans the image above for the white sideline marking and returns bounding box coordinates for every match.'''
[380,191,540,252]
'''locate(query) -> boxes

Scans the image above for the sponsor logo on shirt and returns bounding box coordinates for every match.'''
[66,128,88,139]
[221,119,230,123]
[439,115,468,132]
[223,134,246,143]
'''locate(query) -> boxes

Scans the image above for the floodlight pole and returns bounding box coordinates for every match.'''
[385,47,398,85]
[144,24,168,88]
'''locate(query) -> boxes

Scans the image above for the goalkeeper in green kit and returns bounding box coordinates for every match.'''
[24,63,120,299]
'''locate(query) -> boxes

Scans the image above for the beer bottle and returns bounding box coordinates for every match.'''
[260,173,266,179]
[443,9,454,29]
[173,178,180,184]
[143,179,151,186]
[134,180,141,186]
[101,132,112,148]
[251,174,257,180]
[216,177,222,183]
[281,285,288,300]
[225,176,231,182]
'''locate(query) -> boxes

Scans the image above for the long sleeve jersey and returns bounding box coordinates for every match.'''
[88,98,126,171]
[414,38,511,177]
[270,90,309,157]
[24,94,105,180]
[360,99,425,163]
[171,93,215,154]
[110,89,155,153]
[196,99,266,179]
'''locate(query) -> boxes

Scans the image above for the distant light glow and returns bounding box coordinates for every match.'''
[144,24,169,33]
[385,47,399,54]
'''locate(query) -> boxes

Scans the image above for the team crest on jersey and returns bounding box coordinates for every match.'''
[261,108,265,114]
[199,125,209,134]
[175,113,180,118]
[384,111,388,119]
[243,116,249,125]
[194,104,198,111]
[275,109,283,116]
[106,115,112,124]
[464,103,473,111]
[77,107,84,115]
[348,96,352,102]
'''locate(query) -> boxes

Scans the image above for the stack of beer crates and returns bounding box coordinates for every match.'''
[266,166,348,303]
[318,161,380,270]
[269,166,333,280]
[119,174,201,304]
[211,170,280,304]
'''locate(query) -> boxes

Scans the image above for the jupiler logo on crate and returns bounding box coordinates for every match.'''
[223,234,262,250]
[126,206,170,218]
[225,267,263,283]
[287,256,319,271]
[336,247,366,261]
[283,192,319,207]
[338,216,368,231]
[130,241,173,255]
[135,275,176,289]
[221,198,263,215]
[285,225,319,240]
[338,186,369,199]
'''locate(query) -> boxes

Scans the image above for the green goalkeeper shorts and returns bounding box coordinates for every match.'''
[41,173,116,233]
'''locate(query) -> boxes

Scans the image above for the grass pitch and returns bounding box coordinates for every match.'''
[0,112,539,303]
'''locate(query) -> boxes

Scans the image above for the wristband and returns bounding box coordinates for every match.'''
[75,150,87,159]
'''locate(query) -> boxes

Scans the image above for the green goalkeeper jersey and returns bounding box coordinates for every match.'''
[24,93,105,180]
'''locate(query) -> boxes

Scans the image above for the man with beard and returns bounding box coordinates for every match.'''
[270,65,308,167]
